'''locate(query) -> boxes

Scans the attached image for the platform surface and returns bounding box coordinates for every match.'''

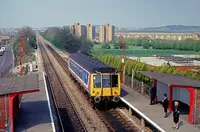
[120,84,200,132]
[15,44,54,132]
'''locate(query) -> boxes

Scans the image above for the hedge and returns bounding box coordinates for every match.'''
[94,54,200,81]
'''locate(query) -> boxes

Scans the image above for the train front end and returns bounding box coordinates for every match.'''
[90,69,121,104]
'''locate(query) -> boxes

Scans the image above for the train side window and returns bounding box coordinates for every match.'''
[111,75,118,87]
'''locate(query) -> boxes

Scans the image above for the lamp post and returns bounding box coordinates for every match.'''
[121,40,125,84]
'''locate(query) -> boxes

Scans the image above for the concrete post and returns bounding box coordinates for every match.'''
[129,107,132,116]
[30,63,33,72]
[141,82,144,94]
[131,69,134,89]
[141,118,145,128]
[124,66,126,84]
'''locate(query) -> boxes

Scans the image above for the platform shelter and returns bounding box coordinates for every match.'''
[138,71,200,124]
[0,74,40,132]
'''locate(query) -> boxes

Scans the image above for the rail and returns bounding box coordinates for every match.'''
[39,39,87,132]
[46,44,143,132]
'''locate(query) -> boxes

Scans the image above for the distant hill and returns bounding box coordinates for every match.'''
[140,25,200,32]
[118,25,200,33]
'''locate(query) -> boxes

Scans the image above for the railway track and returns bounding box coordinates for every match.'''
[45,43,142,132]
[39,38,87,132]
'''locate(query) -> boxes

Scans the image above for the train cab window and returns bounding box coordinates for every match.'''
[94,75,101,88]
[111,75,118,87]
[93,75,111,88]
[102,75,111,87]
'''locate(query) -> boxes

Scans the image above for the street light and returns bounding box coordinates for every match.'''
[120,40,125,84]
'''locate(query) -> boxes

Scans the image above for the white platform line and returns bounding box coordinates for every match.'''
[0,52,6,68]
[120,97,166,132]
[43,72,56,132]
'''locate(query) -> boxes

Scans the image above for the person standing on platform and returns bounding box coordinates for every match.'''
[150,86,156,105]
[172,101,180,130]
[162,93,169,118]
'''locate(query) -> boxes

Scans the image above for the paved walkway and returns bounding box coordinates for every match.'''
[120,84,200,132]
[14,44,54,132]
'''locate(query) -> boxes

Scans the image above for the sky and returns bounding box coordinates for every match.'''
[0,0,200,28]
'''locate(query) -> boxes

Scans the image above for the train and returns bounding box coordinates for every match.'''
[68,53,121,104]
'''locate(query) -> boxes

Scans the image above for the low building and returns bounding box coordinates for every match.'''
[115,32,199,41]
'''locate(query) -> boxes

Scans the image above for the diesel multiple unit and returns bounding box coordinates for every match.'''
[68,53,121,104]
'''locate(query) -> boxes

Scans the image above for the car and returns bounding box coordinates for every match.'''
[0,49,3,56]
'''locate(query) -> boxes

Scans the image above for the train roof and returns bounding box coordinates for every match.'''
[69,53,118,73]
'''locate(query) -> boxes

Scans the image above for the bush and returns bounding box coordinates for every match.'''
[94,54,200,81]
[101,43,111,49]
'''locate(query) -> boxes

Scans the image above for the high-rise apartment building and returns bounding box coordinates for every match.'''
[74,23,87,37]
[68,25,75,35]
[99,24,115,43]
[68,23,87,37]
[86,24,95,41]
[68,23,95,40]
[99,25,106,43]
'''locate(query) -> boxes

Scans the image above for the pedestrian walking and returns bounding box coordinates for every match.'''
[172,101,180,130]
[162,93,169,118]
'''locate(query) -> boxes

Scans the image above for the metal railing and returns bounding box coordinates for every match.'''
[122,73,151,98]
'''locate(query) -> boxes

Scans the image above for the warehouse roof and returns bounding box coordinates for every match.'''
[69,53,118,73]
[0,73,40,96]
[139,71,200,88]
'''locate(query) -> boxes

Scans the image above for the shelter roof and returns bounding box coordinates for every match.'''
[139,71,200,88]
[0,74,39,96]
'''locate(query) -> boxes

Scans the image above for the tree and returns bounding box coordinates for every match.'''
[28,35,37,48]
[113,42,120,49]
[102,43,111,49]
[79,36,93,53]
[43,27,93,53]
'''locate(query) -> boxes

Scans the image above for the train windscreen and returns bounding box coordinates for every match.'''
[94,75,118,88]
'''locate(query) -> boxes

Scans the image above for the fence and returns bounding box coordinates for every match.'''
[0,64,13,78]
[120,70,151,98]
[91,49,198,57]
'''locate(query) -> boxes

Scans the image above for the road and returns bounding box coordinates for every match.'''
[0,45,14,76]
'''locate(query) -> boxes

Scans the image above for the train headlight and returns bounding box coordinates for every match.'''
[96,92,99,96]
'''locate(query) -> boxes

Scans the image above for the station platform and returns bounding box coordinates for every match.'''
[14,44,55,132]
[120,84,200,132]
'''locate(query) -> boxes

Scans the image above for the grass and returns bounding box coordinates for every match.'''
[93,44,143,50]
[91,44,200,57]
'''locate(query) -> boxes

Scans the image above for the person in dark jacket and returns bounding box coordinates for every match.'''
[150,86,157,105]
[172,101,180,130]
[162,93,169,118]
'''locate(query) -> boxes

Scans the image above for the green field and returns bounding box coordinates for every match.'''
[91,44,199,57]
[93,44,143,50]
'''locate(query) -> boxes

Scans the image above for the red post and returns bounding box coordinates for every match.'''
[188,87,194,123]
[121,40,125,84]
[20,38,24,76]
[154,79,157,87]
[9,94,15,132]
[168,85,173,112]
